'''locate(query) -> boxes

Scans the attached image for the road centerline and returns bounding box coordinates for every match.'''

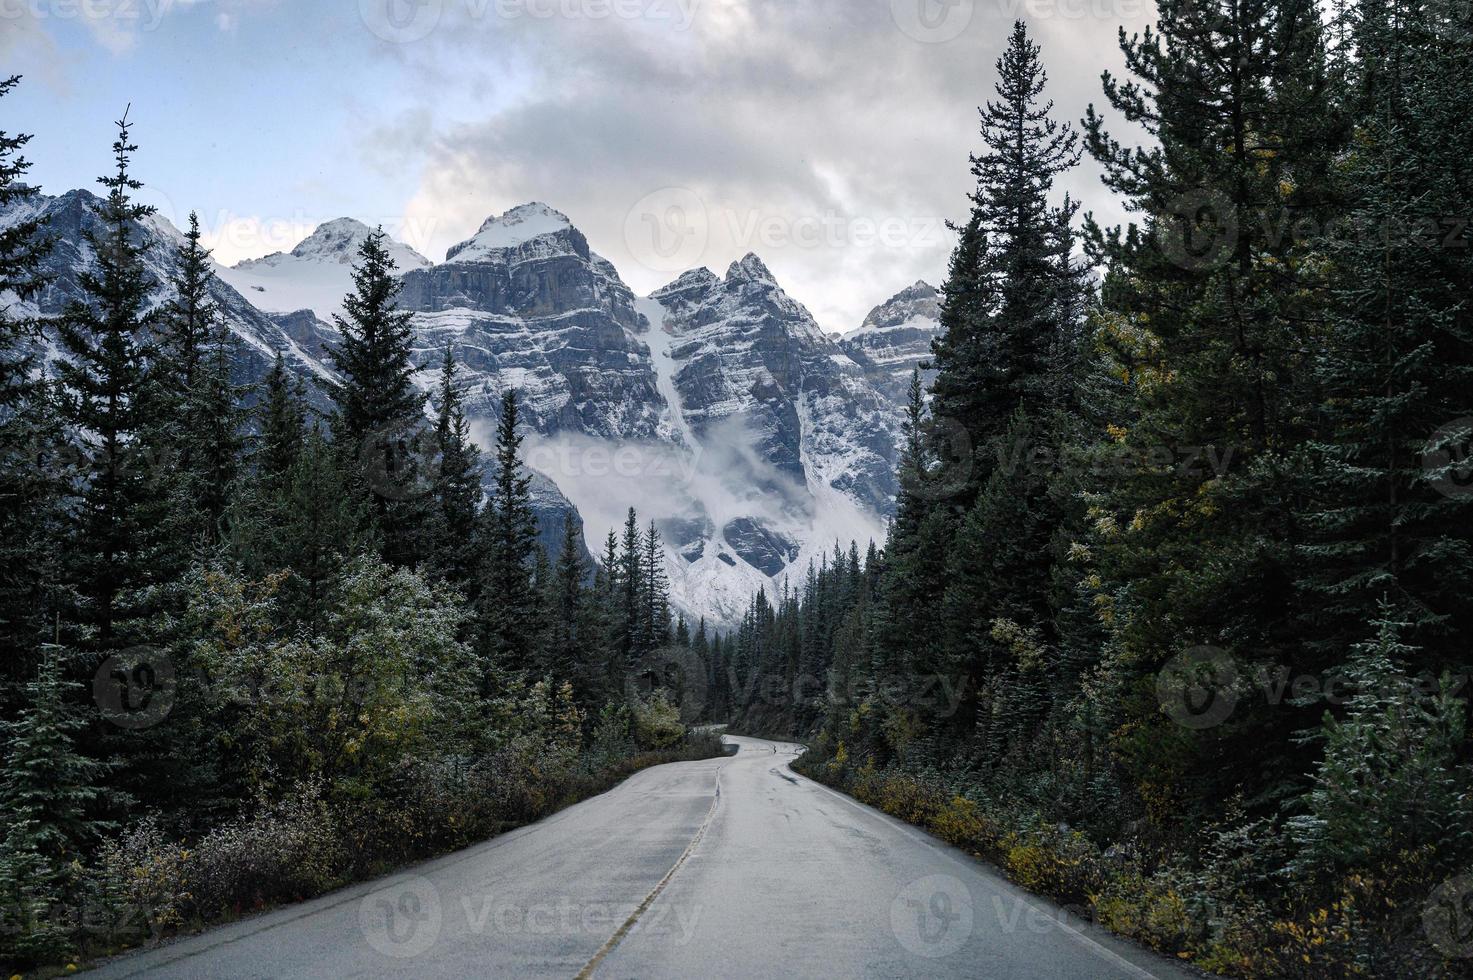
[574,763,729,979]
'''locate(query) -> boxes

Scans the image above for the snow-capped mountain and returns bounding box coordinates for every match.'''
[2,188,338,395]
[839,280,943,405]
[217,217,431,325]
[397,203,665,439]
[390,205,903,623]
[625,256,899,622]
[5,189,928,627]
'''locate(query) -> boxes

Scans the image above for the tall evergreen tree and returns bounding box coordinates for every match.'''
[328,227,427,568]
[617,507,644,670]
[0,75,64,702]
[930,21,1081,486]
[1296,0,1473,669]
[0,75,52,406]
[158,211,241,550]
[642,521,672,651]
[277,424,377,630]
[549,513,591,700]
[475,389,539,682]
[1083,0,1345,810]
[0,645,106,866]
[54,109,166,651]
[429,347,483,590]
[255,352,305,492]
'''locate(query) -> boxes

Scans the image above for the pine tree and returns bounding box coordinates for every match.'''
[874,371,950,686]
[54,109,166,651]
[429,347,483,590]
[1296,0,1473,670]
[475,389,539,683]
[233,422,376,630]
[158,211,241,550]
[0,645,107,865]
[0,76,64,702]
[617,508,644,670]
[328,227,428,568]
[550,513,591,699]
[930,21,1080,490]
[642,520,671,651]
[941,409,1057,742]
[0,75,52,407]
[228,355,307,595]
[0,383,71,703]
[0,645,108,964]
[1289,614,1473,878]
[1083,0,1345,810]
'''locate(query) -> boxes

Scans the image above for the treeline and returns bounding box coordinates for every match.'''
[738,11,1473,977]
[0,81,719,968]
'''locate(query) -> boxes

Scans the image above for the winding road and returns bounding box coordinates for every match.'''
[87,736,1201,979]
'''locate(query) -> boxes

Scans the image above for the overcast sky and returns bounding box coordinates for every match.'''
[4,0,1153,333]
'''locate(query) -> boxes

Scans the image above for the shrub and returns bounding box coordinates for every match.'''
[1091,869,1198,955]
[190,781,345,918]
[999,826,1106,907]
[88,817,192,948]
[631,691,684,750]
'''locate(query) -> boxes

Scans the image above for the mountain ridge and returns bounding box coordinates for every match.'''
[4,189,938,626]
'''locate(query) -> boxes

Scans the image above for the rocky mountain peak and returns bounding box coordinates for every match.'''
[649,268,720,314]
[858,280,940,333]
[839,280,944,407]
[725,252,776,285]
[236,217,431,271]
[446,202,576,263]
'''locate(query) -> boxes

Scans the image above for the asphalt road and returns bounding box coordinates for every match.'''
[86,736,1202,979]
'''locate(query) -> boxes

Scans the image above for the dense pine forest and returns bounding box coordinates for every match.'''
[0,78,726,969]
[725,9,1473,978]
[3,0,1473,975]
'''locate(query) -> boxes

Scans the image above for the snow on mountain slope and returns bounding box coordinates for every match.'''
[549,256,897,624]
[445,203,573,263]
[650,255,899,515]
[3,188,338,397]
[217,217,431,324]
[839,280,943,405]
[398,205,664,440]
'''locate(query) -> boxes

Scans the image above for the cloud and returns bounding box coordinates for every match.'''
[365,0,1150,332]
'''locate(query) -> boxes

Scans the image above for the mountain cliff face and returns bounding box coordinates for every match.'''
[839,280,943,406]
[4,190,928,626]
[396,203,666,440]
